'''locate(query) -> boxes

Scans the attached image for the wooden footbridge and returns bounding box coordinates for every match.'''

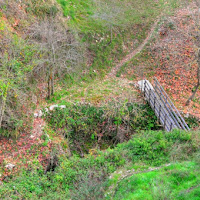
[138,78,190,132]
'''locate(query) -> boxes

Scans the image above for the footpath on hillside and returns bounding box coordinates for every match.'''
[0,19,160,180]
[108,17,160,78]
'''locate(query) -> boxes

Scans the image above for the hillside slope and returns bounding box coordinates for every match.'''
[0,0,200,199]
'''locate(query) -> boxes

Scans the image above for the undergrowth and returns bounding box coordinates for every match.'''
[0,129,199,199]
[44,101,160,154]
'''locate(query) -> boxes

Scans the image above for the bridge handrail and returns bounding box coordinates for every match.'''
[143,80,176,131]
[148,93,175,131]
[153,83,182,129]
[154,78,190,131]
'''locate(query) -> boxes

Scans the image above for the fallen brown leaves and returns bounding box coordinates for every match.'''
[152,6,200,118]
[124,4,200,119]
[0,118,51,181]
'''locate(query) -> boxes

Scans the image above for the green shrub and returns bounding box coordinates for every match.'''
[0,129,199,199]
[44,102,161,154]
[185,116,200,129]
[0,34,40,135]
[25,0,59,18]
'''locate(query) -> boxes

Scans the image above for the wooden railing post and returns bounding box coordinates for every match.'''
[164,113,167,129]
[153,96,156,110]
[144,80,146,97]
[158,104,161,119]
[170,122,173,131]
[149,89,151,102]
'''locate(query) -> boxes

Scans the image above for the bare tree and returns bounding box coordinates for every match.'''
[0,0,82,131]
[28,17,82,99]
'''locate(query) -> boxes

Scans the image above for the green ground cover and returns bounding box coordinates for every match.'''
[52,0,180,102]
[0,129,199,199]
[1,1,199,200]
[111,162,200,200]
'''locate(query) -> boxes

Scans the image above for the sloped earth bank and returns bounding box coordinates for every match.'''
[108,17,161,78]
[154,5,200,118]
[0,113,66,181]
[119,4,200,119]
[1,4,199,182]
[0,16,160,180]
[0,117,48,181]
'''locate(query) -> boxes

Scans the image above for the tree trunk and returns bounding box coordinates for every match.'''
[110,25,113,43]
[51,71,54,96]
[186,49,200,106]
[51,43,56,97]
[186,82,200,105]
[47,75,51,100]
[0,98,6,129]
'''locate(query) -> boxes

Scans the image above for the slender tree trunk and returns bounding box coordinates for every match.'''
[186,82,200,105]
[0,98,6,129]
[47,65,54,99]
[51,43,56,97]
[186,49,200,106]
[51,71,54,96]
[47,75,51,100]
[110,25,113,43]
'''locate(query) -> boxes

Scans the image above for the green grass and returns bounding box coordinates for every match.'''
[0,129,199,199]
[111,162,200,200]
[57,0,179,33]
[54,0,181,92]
[48,77,138,105]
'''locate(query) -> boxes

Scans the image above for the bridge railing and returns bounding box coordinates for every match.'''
[154,78,190,131]
[142,79,190,132]
[143,80,176,131]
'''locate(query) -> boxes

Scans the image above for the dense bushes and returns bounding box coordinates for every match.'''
[0,33,40,135]
[0,0,82,134]
[0,129,199,199]
[25,0,59,18]
[44,102,160,154]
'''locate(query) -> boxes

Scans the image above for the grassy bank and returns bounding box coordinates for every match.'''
[52,0,181,100]
[0,129,199,199]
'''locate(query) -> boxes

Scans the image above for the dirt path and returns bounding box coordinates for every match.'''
[108,18,160,77]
